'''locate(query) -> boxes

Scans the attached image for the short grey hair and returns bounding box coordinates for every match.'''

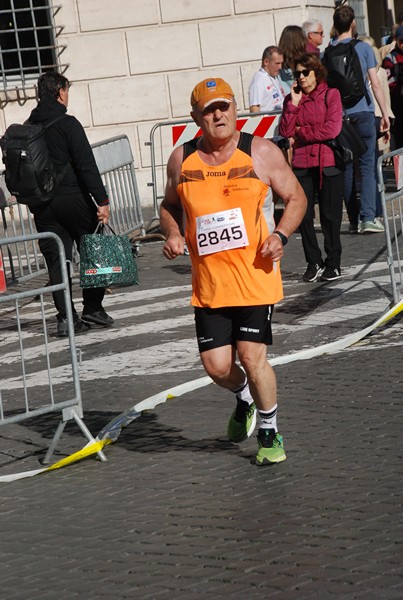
[262,45,282,63]
[302,19,322,35]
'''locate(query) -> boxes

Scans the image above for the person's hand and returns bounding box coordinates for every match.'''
[381,130,390,143]
[380,115,390,133]
[163,234,185,260]
[291,83,302,107]
[260,234,284,262]
[97,204,110,224]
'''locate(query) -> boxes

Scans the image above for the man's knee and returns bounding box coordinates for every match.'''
[200,347,233,382]
[237,343,268,376]
[238,343,271,380]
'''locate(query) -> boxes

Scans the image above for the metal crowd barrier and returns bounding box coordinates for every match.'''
[91,134,145,237]
[378,148,403,305]
[0,232,106,465]
[146,110,282,227]
[0,134,144,286]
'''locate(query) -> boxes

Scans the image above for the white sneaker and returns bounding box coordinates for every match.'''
[360,219,385,233]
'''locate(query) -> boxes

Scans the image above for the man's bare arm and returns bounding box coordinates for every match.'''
[368,66,390,132]
[252,137,307,261]
[160,147,185,260]
[254,137,307,235]
[249,105,261,113]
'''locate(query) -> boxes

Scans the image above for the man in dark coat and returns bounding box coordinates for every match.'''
[29,71,113,337]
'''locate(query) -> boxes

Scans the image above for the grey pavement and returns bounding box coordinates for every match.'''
[0,216,402,600]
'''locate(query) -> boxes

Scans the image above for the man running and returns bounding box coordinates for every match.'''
[160,78,306,465]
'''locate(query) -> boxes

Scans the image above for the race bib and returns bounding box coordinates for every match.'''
[196,208,249,256]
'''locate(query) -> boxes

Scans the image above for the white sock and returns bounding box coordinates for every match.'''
[233,380,254,405]
[258,404,278,432]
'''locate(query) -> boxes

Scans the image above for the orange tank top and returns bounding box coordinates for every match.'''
[177,132,283,308]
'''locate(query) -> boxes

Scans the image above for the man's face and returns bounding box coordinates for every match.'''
[308,25,324,48]
[264,52,283,77]
[57,85,69,107]
[191,100,237,142]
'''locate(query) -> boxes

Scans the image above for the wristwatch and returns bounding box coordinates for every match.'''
[273,230,288,246]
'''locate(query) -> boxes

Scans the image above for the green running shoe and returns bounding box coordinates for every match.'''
[256,428,286,465]
[227,399,257,443]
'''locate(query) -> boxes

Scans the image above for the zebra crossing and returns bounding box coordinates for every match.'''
[1,255,401,396]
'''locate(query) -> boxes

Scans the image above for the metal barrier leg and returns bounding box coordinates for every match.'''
[71,409,107,462]
[42,420,67,465]
[42,408,107,465]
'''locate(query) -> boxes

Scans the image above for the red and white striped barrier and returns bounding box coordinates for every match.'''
[393,154,403,190]
[172,114,281,148]
[0,248,6,293]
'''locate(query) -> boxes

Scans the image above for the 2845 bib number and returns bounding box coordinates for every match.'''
[196,208,249,256]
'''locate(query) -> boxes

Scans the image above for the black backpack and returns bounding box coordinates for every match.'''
[0,116,70,207]
[322,40,369,109]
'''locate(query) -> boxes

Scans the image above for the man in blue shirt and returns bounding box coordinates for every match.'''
[331,5,390,233]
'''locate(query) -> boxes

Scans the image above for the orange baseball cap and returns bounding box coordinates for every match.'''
[190,78,234,111]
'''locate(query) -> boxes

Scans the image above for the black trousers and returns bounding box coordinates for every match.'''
[295,167,344,270]
[32,192,105,319]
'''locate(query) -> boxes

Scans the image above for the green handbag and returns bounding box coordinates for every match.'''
[80,223,139,289]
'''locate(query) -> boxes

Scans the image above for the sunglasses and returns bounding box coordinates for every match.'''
[293,69,312,79]
[202,101,231,115]
[312,31,324,36]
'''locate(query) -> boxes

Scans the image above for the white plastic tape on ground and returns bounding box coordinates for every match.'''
[271,298,403,365]
[1,299,402,483]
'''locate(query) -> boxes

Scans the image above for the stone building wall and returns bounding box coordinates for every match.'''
[1,0,339,205]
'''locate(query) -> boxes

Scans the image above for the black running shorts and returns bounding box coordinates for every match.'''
[194,305,273,352]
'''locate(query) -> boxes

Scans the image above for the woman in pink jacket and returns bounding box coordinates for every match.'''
[279,53,344,282]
